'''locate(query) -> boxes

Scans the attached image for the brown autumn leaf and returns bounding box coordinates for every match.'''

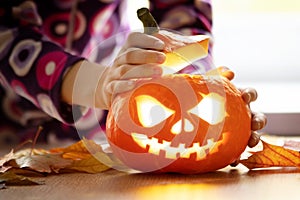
[0,138,111,175]
[0,148,71,173]
[13,149,73,173]
[0,171,44,186]
[240,140,300,169]
[50,138,103,160]
[65,153,110,173]
[0,138,111,189]
[50,139,110,173]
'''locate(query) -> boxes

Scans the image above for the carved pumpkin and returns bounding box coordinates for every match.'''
[106,74,251,174]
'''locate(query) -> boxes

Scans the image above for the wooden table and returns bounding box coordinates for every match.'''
[1,136,300,200]
[1,166,300,200]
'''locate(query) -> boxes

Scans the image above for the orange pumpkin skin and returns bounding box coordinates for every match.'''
[106,74,251,174]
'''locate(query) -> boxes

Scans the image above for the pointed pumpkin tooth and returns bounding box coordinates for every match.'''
[196,148,207,160]
[177,143,186,151]
[148,144,160,156]
[132,133,148,148]
[165,146,179,160]
[162,140,171,149]
[180,150,191,159]
[206,139,217,151]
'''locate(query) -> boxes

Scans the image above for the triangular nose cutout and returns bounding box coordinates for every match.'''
[171,119,194,135]
[184,119,194,132]
[171,120,182,135]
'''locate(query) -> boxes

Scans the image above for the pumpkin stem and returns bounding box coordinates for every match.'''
[137,7,159,35]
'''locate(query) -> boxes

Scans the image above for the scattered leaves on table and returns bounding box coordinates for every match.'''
[240,140,300,169]
[49,138,111,173]
[0,138,111,187]
[2,136,300,187]
[14,149,73,173]
[50,139,123,171]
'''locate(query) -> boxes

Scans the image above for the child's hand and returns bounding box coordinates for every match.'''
[96,32,166,109]
[62,32,166,110]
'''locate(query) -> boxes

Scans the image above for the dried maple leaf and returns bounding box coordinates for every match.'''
[14,149,73,173]
[65,153,110,173]
[0,171,44,186]
[50,138,103,160]
[1,149,71,173]
[50,139,111,173]
[240,140,300,169]
[1,138,112,175]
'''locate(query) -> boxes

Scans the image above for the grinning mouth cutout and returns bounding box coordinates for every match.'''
[132,133,218,161]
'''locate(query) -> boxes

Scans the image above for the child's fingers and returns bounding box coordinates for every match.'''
[248,131,261,148]
[241,88,258,104]
[125,32,165,50]
[115,64,162,80]
[251,112,267,131]
[105,79,136,97]
[114,48,166,66]
[105,65,162,95]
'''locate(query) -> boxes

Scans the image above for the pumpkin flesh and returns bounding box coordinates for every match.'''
[154,30,209,74]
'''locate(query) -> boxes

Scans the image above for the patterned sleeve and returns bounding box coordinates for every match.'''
[150,0,212,35]
[149,0,213,73]
[0,2,85,124]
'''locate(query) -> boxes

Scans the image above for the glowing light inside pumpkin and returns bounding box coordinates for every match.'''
[136,95,175,127]
[132,133,218,160]
[130,92,227,160]
[189,93,226,125]
[171,119,194,134]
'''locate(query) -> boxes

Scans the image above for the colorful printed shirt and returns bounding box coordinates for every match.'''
[0,0,213,145]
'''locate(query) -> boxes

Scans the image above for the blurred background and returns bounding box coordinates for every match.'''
[213,0,300,135]
[213,0,300,83]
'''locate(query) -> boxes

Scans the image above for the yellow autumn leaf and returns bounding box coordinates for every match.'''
[65,153,110,173]
[240,140,300,169]
[50,138,103,160]
[50,139,111,173]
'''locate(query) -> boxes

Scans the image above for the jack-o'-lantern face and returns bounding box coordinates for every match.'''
[106,74,251,174]
[132,91,225,161]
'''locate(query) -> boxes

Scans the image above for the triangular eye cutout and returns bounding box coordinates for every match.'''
[188,93,226,125]
[135,95,175,127]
